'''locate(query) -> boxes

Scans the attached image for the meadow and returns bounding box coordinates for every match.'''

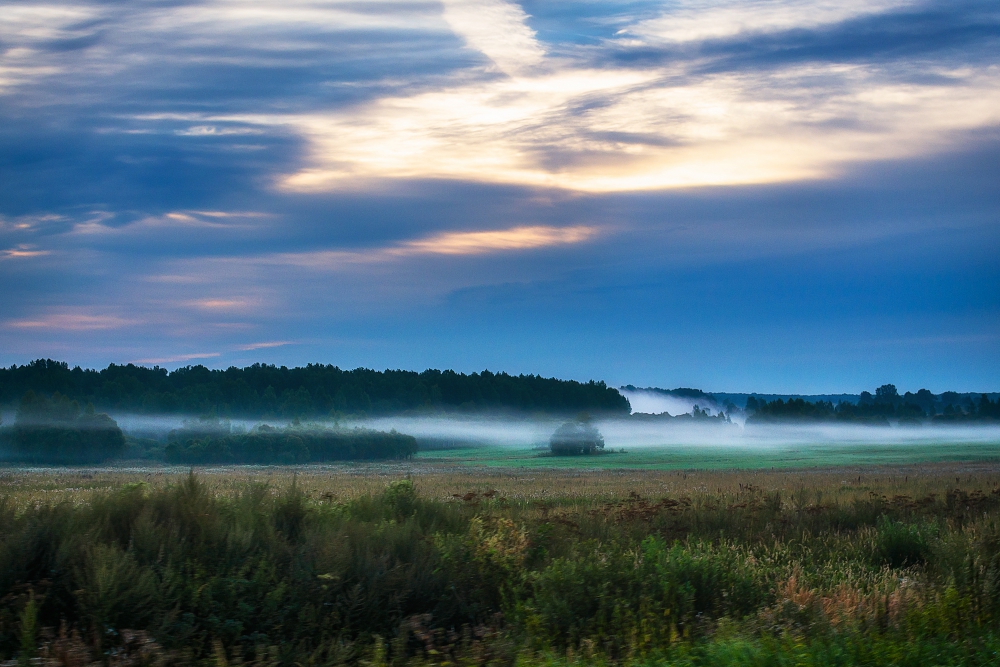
[411,441,1000,470]
[2,454,1000,666]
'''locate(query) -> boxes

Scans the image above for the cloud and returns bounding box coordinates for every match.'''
[271,64,1000,192]
[395,224,597,255]
[627,0,914,45]
[269,224,600,267]
[5,312,137,331]
[237,340,293,351]
[5,0,998,197]
[132,352,221,364]
[0,245,49,259]
[0,0,997,389]
[441,0,546,75]
[185,298,255,311]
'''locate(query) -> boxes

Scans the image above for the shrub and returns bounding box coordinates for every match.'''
[873,517,933,568]
[549,420,604,455]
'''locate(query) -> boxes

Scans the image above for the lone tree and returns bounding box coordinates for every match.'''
[550,415,605,455]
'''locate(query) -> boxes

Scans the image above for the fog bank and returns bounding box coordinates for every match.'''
[620,389,724,418]
[104,413,1000,455]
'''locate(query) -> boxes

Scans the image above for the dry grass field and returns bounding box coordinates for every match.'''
[3,458,999,506]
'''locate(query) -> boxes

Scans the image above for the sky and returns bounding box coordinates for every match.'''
[0,0,997,393]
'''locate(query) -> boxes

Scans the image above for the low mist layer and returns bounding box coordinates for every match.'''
[358,414,1000,453]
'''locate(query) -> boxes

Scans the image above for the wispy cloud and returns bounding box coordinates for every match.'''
[184,298,255,311]
[441,0,545,75]
[133,352,221,364]
[0,245,49,259]
[72,210,266,235]
[396,225,597,255]
[271,224,600,267]
[237,340,294,351]
[5,313,137,331]
[258,0,1000,193]
[627,0,913,45]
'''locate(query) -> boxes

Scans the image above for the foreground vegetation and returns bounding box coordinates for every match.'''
[1,465,1000,665]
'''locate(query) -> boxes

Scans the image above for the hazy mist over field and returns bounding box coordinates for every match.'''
[365,415,1000,450]
[103,411,1000,455]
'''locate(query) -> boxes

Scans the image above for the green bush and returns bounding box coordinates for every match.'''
[521,538,770,651]
[872,517,933,568]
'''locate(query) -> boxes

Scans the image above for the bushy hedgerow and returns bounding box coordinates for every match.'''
[164,424,417,464]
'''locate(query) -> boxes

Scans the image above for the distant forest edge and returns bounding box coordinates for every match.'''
[0,391,417,464]
[0,359,630,418]
[624,384,1000,424]
[745,389,1000,425]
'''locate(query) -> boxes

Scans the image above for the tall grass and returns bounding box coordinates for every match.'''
[0,467,999,665]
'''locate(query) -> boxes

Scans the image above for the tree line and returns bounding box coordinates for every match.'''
[164,422,417,465]
[0,359,630,418]
[746,384,1000,425]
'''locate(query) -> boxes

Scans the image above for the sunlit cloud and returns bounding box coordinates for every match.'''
[72,210,264,234]
[441,0,545,75]
[237,341,294,351]
[0,245,50,259]
[270,64,1000,192]
[174,126,264,136]
[6,0,998,194]
[5,313,137,331]
[185,298,255,311]
[254,0,1000,193]
[627,0,913,44]
[133,352,221,364]
[397,225,597,255]
[270,224,599,267]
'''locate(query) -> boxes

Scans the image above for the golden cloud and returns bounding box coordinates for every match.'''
[6,313,136,331]
[268,224,599,268]
[0,245,50,259]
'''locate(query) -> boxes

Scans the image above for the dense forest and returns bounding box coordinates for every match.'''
[0,360,629,418]
[746,384,1000,425]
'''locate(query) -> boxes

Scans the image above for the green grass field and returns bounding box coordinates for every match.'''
[414,440,1000,470]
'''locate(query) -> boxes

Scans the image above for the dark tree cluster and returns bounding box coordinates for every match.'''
[746,384,1000,425]
[0,359,630,418]
[549,419,605,455]
[0,390,125,463]
[164,423,417,465]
